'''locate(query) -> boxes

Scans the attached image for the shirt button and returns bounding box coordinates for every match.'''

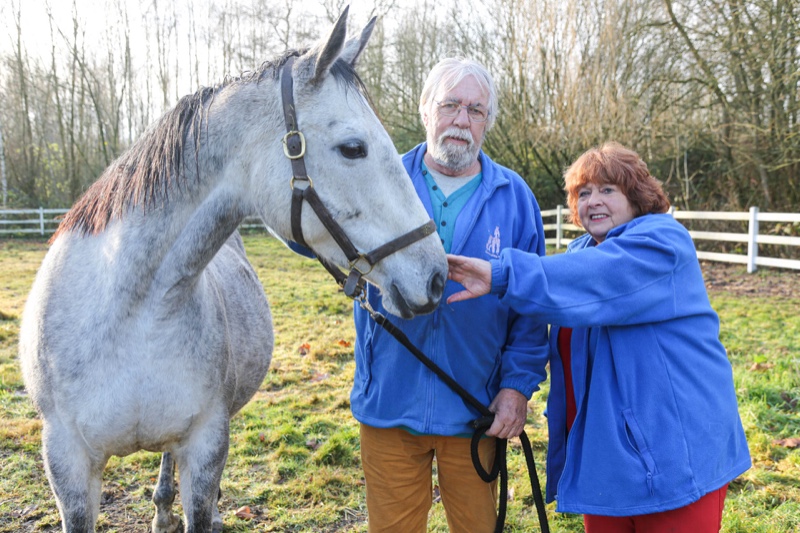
[441,221,447,226]
[443,202,449,207]
[432,185,438,190]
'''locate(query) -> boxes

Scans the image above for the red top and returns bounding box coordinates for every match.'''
[557,327,577,433]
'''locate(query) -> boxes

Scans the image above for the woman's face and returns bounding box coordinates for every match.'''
[577,182,637,243]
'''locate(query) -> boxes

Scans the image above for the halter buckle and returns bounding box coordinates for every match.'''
[290,175,313,190]
[283,130,306,159]
[349,255,374,276]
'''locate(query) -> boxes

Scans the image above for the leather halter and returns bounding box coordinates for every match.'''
[280,57,436,299]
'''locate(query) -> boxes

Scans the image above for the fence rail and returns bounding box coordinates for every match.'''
[2,207,799,273]
[0,208,69,236]
[541,206,800,273]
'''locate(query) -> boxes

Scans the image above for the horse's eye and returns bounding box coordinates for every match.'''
[338,141,367,159]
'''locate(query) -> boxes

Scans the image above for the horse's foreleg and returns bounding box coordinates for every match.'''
[152,452,181,533]
[41,422,105,533]
[212,487,223,532]
[175,419,230,533]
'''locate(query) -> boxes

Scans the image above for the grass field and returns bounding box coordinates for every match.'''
[0,234,798,532]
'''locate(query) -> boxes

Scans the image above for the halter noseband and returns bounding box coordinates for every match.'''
[280,57,436,299]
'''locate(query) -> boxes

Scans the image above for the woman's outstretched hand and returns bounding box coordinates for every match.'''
[446,254,493,304]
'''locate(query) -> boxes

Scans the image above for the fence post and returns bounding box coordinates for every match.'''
[556,205,563,249]
[747,206,759,273]
[39,207,45,236]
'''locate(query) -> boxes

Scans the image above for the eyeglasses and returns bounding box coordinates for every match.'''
[435,101,489,123]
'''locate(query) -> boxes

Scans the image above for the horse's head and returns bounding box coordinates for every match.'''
[253,9,447,318]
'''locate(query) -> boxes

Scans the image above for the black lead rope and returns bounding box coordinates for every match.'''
[365,304,550,533]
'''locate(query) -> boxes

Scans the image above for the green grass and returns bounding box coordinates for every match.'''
[0,234,798,532]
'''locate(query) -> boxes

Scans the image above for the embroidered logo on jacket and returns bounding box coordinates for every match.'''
[485,226,501,258]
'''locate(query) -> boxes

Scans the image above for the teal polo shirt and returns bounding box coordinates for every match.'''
[421,162,482,253]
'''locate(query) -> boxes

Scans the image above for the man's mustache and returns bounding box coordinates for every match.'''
[438,127,474,147]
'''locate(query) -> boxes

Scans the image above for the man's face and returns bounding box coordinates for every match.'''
[423,75,489,176]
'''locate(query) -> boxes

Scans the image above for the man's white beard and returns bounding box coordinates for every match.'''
[428,127,480,173]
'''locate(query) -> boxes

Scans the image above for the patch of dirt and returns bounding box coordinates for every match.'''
[700,261,800,299]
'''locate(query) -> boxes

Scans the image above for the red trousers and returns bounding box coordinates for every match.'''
[584,484,729,533]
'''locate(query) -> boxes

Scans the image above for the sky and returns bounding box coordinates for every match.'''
[0,0,418,111]
[0,0,407,65]
[3,0,142,59]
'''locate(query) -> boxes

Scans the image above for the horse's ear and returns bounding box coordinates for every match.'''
[339,16,376,67]
[308,6,350,85]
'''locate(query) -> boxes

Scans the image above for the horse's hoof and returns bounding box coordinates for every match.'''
[151,513,181,533]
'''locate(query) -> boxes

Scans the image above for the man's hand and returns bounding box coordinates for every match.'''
[485,388,528,439]
[446,254,492,304]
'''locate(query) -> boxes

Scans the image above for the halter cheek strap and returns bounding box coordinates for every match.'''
[279,56,435,298]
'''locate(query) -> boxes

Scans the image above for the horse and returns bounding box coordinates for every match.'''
[18,9,447,533]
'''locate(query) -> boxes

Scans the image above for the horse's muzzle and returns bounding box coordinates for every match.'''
[389,270,445,318]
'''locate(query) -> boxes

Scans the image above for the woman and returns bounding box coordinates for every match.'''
[446,142,750,532]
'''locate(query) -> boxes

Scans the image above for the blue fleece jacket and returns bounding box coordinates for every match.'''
[490,214,751,516]
[350,143,549,435]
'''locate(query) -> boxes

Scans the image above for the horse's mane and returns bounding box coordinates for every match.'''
[52,49,372,242]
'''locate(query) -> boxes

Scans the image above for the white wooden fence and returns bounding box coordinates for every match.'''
[2,207,799,273]
[0,208,69,236]
[542,206,800,273]
[0,208,266,236]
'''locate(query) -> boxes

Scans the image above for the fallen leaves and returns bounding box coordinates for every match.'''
[11,504,39,519]
[773,437,800,448]
[780,392,798,409]
[297,339,351,355]
[309,372,329,383]
[234,506,255,520]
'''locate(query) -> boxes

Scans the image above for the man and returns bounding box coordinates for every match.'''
[351,57,549,532]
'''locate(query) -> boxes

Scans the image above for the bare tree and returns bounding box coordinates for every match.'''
[6,0,41,204]
[0,116,6,207]
[2,0,798,212]
[148,0,176,109]
[662,0,800,209]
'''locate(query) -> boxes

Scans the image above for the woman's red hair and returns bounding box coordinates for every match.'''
[564,142,670,227]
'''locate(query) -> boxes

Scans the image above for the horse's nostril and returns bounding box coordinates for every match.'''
[429,271,445,300]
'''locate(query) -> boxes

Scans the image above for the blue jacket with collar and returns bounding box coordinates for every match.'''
[490,214,751,516]
[350,143,549,435]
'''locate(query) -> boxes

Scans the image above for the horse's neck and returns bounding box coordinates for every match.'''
[63,78,286,303]
[149,170,257,286]
[152,183,250,296]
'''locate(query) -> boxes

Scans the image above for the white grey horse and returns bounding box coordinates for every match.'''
[18,9,447,533]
